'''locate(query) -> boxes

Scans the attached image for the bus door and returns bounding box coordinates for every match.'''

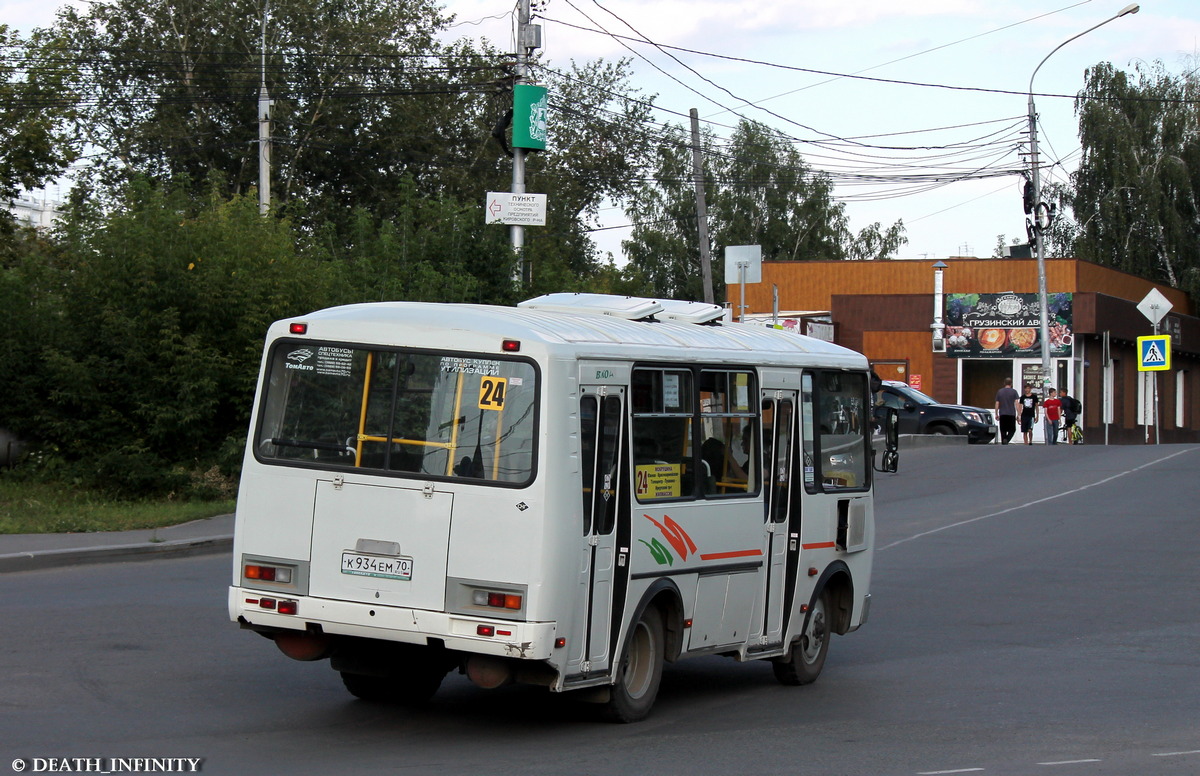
[760,391,796,646]
[791,371,871,633]
[574,385,625,677]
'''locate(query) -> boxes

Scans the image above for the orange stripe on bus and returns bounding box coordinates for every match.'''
[802,541,836,550]
[699,549,764,561]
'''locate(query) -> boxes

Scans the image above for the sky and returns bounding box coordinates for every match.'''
[5,0,1199,262]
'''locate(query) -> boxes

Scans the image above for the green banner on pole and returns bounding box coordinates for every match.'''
[512,84,548,150]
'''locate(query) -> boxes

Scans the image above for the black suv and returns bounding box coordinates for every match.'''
[874,380,996,444]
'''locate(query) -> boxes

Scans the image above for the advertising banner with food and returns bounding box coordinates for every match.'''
[943,292,1073,358]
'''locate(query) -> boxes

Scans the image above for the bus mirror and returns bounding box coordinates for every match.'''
[885,408,899,450]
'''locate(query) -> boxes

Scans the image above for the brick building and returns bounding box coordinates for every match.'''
[741,257,1199,444]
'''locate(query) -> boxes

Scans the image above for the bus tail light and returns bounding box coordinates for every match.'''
[472,589,522,610]
[244,563,293,584]
[289,322,308,335]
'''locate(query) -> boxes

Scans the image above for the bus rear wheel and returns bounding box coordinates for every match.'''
[772,588,831,686]
[602,606,664,723]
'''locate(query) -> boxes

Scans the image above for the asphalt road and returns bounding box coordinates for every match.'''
[3,443,1198,776]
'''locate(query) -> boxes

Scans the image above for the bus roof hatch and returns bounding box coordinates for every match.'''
[519,293,724,325]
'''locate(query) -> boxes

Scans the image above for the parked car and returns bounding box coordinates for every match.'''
[873,380,996,444]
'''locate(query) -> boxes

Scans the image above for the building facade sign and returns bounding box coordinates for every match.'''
[944,292,1073,358]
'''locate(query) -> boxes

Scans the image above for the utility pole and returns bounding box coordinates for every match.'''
[690,109,714,304]
[258,0,272,215]
[511,0,541,283]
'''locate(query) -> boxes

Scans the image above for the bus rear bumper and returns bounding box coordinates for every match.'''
[229,586,557,661]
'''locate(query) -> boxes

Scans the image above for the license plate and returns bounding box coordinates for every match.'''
[340,552,413,581]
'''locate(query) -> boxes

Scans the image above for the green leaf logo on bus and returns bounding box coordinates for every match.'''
[640,514,698,566]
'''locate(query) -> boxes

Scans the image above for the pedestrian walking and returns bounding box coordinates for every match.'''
[994,377,1019,445]
[1018,384,1040,445]
[1060,388,1082,444]
[1042,388,1062,445]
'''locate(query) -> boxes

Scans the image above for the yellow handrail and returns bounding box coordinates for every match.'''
[354,352,375,467]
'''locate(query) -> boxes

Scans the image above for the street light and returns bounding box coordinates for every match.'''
[1027,2,1139,393]
[931,261,948,352]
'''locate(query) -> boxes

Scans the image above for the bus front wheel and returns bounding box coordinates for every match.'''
[772,588,831,686]
[602,606,665,723]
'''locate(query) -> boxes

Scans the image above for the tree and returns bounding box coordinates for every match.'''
[49,0,509,226]
[621,118,906,301]
[520,58,659,294]
[619,123,712,300]
[0,26,78,236]
[710,120,852,264]
[1071,60,1200,297]
[9,178,336,494]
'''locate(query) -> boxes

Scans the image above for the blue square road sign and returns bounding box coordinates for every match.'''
[1137,335,1171,371]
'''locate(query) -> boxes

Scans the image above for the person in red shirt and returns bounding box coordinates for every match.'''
[1042,388,1062,445]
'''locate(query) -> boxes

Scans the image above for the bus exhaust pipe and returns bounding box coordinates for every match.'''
[465,655,515,689]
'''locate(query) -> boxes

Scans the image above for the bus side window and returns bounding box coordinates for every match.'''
[812,371,869,491]
[698,369,758,496]
[579,396,598,534]
[631,368,692,502]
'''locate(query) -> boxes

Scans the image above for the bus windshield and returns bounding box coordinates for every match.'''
[254,343,538,485]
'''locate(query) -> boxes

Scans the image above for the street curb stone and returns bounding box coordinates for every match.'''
[0,534,232,573]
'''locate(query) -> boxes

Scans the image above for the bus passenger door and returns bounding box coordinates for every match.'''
[761,392,796,647]
[574,387,625,677]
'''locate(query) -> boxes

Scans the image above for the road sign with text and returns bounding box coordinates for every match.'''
[485,193,547,226]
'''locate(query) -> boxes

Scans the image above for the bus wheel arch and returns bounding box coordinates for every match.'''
[643,579,686,663]
[816,563,856,636]
[601,582,680,723]
[772,564,854,686]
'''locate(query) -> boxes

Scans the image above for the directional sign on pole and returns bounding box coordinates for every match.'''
[485,192,547,226]
[1137,335,1171,371]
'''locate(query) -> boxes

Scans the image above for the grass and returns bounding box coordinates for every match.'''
[0,479,235,535]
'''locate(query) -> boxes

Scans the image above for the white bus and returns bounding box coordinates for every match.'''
[229,293,874,722]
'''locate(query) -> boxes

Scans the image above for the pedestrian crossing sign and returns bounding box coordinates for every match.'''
[1137,335,1171,371]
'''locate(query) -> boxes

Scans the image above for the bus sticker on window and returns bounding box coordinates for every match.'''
[635,463,681,499]
[315,347,354,378]
[440,357,500,376]
[285,349,315,371]
[478,376,507,410]
[662,373,681,409]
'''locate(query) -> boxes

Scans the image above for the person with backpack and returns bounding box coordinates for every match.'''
[1060,388,1082,444]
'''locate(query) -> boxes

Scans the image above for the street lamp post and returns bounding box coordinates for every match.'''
[931,261,948,352]
[1027,3,1139,393]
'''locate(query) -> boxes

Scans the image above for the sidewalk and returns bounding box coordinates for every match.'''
[0,513,234,573]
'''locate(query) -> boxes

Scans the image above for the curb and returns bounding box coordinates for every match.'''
[0,534,232,574]
[897,433,969,448]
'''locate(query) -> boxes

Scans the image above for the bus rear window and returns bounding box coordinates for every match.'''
[254,343,538,485]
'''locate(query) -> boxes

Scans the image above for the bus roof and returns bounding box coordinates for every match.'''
[278,298,868,369]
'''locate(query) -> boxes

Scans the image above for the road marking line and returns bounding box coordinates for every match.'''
[879,447,1198,551]
[1037,760,1101,766]
[917,769,985,775]
[1153,750,1200,757]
